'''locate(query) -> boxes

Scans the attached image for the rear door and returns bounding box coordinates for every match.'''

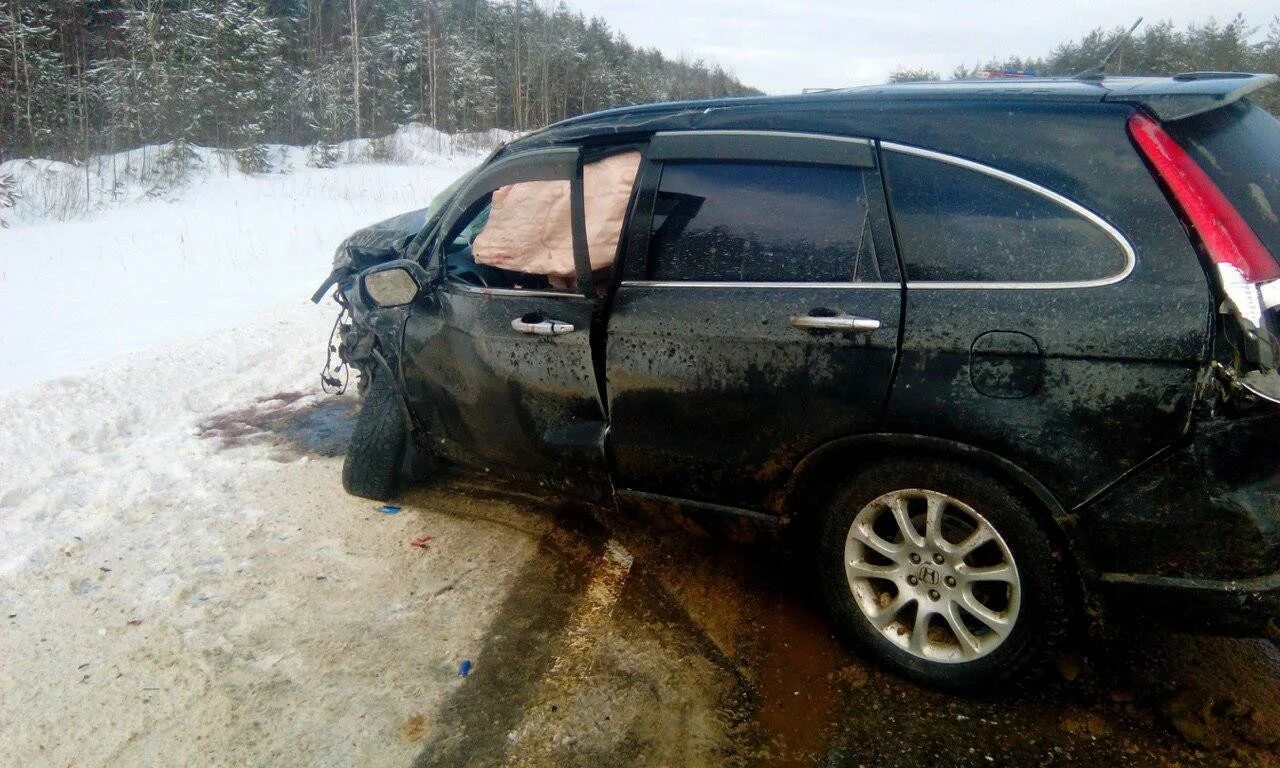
[605,131,903,509]
[400,147,612,491]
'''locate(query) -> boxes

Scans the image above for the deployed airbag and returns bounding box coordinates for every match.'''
[473,151,641,280]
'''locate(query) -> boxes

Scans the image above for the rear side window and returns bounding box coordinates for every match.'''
[1169,101,1280,264]
[648,161,886,283]
[884,150,1129,283]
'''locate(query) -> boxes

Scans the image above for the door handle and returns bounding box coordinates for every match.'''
[511,315,576,335]
[789,310,881,333]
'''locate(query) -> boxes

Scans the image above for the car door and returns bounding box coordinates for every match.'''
[605,130,904,510]
[400,146,615,492]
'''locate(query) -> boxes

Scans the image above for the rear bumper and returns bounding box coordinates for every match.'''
[1082,408,1280,580]
[1081,406,1279,636]
[1096,570,1280,637]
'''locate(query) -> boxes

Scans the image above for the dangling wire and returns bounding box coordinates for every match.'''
[320,295,350,395]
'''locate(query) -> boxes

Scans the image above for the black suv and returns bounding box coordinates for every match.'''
[313,73,1280,688]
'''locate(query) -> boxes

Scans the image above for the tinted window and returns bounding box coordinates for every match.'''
[884,151,1127,283]
[1170,101,1280,264]
[648,162,883,282]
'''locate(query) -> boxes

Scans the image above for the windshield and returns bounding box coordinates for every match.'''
[1169,100,1280,263]
[402,165,485,263]
[424,166,482,232]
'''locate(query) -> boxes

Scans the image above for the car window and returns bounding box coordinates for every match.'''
[647,161,884,283]
[445,151,641,293]
[443,194,575,292]
[883,150,1128,284]
[1168,100,1280,266]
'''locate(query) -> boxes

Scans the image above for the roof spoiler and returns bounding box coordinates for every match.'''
[1102,72,1279,121]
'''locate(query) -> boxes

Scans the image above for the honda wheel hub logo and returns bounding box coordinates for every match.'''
[917,565,940,587]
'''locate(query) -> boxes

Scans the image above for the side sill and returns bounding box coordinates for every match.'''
[1098,570,1280,593]
[1095,569,1280,636]
[615,488,783,525]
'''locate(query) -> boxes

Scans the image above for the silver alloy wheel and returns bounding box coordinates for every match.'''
[843,488,1021,664]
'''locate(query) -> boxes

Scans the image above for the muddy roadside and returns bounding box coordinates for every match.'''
[230,394,1280,767]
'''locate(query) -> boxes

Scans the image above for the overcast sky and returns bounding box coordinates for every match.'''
[568,0,1278,94]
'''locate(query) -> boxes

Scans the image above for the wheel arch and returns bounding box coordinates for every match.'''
[781,433,1096,619]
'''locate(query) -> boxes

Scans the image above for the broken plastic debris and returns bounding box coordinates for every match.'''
[379,505,401,515]
[410,536,433,550]
[459,659,473,678]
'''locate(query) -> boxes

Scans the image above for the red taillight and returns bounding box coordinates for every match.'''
[1128,112,1280,284]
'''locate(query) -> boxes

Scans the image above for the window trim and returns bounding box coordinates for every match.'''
[881,141,1137,290]
[650,130,875,168]
[447,283,583,300]
[621,280,900,290]
[435,145,591,299]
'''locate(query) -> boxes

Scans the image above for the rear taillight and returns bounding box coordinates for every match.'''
[1128,112,1280,327]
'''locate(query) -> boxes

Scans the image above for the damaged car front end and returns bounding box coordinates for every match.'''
[311,163,483,397]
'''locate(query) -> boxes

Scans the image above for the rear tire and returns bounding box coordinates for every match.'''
[342,368,408,501]
[817,459,1067,691]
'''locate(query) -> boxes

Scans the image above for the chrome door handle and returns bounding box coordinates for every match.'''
[789,311,881,332]
[511,315,576,335]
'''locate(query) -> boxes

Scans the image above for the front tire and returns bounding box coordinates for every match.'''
[342,368,408,501]
[817,459,1067,690]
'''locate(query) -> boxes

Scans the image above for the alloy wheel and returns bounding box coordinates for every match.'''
[843,488,1021,663]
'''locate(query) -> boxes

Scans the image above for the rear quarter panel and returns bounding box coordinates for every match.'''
[866,104,1214,507]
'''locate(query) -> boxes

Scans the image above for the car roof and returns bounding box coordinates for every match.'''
[515,72,1277,148]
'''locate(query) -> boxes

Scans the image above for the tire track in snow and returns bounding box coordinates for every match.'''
[503,539,634,767]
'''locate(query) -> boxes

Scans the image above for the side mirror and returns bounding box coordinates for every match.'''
[360,260,432,308]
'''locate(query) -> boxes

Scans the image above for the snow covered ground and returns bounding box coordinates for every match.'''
[0,125,500,392]
[0,129,513,764]
[0,303,534,765]
[1,126,506,572]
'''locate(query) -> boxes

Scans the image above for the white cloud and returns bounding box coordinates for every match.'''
[569,0,1278,93]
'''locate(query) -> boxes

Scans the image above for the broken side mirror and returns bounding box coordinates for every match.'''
[361,260,432,308]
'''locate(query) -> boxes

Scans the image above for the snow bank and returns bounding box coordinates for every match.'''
[0,126,495,393]
[334,124,514,167]
[0,123,510,225]
[0,301,327,576]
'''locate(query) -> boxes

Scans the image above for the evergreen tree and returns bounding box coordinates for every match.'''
[0,171,19,227]
[9,5,1280,167]
[0,1,69,158]
[943,14,1280,89]
[888,67,941,82]
[211,0,287,170]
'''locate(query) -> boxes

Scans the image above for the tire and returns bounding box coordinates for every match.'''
[817,459,1067,691]
[342,368,408,501]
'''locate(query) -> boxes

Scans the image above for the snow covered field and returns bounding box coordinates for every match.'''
[0,125,497,392]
